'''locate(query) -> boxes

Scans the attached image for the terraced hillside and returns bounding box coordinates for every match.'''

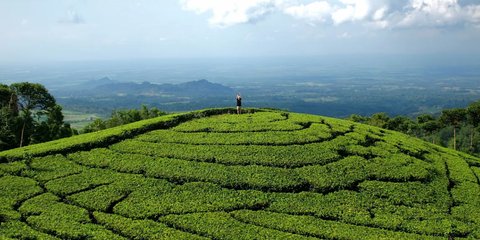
[1,109,480,239]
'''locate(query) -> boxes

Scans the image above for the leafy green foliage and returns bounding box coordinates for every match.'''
[0,221,59,240]
[0,82,74,150]
[1,109,480,239]
[82,105,167,133]
[296,154,434,192]
[160,212,315,240]
[136,123,332,145]
[69,148,305,191]
[111,139,341,168]
[0,108,233,161]
[44,168,120,196]
[18,193,123,239]
[351,100,480,158]
[231,210,445,240]
[0,175,42,222]
[94,212,207,239]
[27,155,84,182]
[114,182,268,219]
[172,111,302,132]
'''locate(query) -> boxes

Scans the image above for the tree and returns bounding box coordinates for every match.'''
[467,101,480,151]
[47,105,75,139]
[10,82,56,147]
[83,119,107,133]
[386,116,417,135]
[0,84,18,116]
[368,112,390,128]
[7,82,73,148]
[0,84,18,150]
[0,107,16,150]
[30,105,75,144]
[82,105,166,133]
[140,105,165,119]
[347,114,367,123]
[440,108,467,150]
[417,114,435,125]
[417,114,440,144]
[0,84,13,106]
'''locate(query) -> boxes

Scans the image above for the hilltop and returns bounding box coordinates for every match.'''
[1,108,480,239]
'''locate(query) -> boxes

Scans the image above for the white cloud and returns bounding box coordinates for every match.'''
[284,0,390,26]
[180,0,480,29]
[466,5,480,23]
[180,0,284,27]
[398,0,463,27]
[394,0,480,28]
[331,0,371,25]
[284,1,332,23]
[372,6,387,21]
[331,5,355,25]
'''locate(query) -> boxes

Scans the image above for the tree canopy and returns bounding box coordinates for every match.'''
[0,82,74,150]
[82,105,166,133]
[352,100,480,156]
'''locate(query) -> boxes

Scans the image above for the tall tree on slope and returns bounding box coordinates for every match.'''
[7,82,73,148]
[440,108,467,151]
[0,84,18,150]
[10,82,56,147]
[467,101,480,152]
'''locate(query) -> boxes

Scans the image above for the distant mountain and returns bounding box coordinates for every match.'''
[86,77,117,87]
[58,78,233,98]
[176,79,234,95]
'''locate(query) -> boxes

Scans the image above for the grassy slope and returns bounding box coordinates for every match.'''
[0,108,234,162]
[1,108,480,239]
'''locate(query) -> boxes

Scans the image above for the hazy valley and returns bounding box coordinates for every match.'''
[2,56,480,130]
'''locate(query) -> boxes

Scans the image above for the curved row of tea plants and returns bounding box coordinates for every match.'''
[1,109,480,239]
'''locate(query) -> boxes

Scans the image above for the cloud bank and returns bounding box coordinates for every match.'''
[180,0,480,28]
[180,0,284,27]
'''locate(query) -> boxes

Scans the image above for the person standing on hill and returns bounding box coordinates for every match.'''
[236,93,242,114]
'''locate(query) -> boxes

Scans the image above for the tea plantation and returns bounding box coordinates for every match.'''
[1,108,480,239]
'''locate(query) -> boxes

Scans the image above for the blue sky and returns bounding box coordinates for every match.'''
[1,0,480,63]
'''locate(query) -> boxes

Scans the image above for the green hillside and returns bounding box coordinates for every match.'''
[1,108,480,239]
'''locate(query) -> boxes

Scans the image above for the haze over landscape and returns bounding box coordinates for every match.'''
[1,1,479,120]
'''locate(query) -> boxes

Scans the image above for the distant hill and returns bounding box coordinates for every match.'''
[58,78,233,98]
[86,76,117,88]
[1,108,480,239]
